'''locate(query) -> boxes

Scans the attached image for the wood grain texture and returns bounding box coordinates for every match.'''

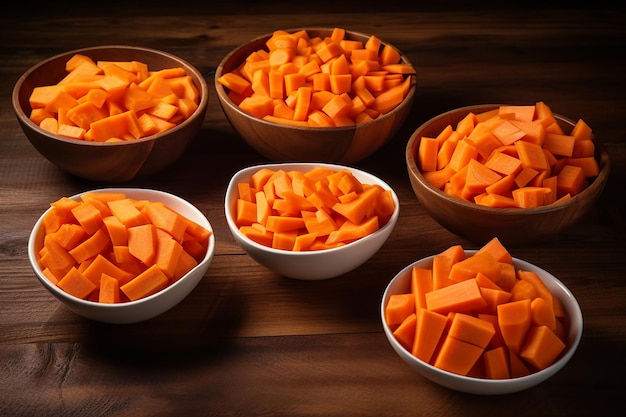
[1,3,625,416]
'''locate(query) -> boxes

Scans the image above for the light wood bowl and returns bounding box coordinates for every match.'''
[12,45,208,183]
[215,28,416,164]
[405,104,611,246]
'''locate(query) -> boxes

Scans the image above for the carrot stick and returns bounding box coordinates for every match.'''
[120,264,169,301]
[425,278,487,314]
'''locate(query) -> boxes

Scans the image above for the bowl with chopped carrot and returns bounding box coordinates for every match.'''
[28,188,215,324]
[381,239,583,395]
[12,45,209,182]
[405,102,610,246]
[215,27,416,164]
[224,162,399,280]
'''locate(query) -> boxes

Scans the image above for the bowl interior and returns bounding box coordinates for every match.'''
[13,46,209,182]
[381,250,583,395]
[225,162,400,280]
[28,188,215,323]
[405,104,611,246]
[215,28,417,164]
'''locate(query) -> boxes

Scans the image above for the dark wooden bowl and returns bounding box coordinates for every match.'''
[12,45,208,183]
[215,28,416,164]
[405,104,611,246]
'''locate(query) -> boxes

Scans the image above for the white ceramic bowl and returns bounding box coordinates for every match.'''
[381,250,583,395]
[28,188,215,324]
[224,162,399,280]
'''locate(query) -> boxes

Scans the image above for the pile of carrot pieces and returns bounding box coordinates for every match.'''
[385,237,568,379]
[37,191,212,303]
[417,102,600,208]
[217,27,415,127]
[28,54,200,142]
[233,166,395,251]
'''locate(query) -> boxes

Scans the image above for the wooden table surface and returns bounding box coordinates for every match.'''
[1,2,625,416]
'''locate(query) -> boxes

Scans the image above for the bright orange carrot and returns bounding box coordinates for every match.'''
[448,313,496,349]
[385,293,415,327]
[433,335,484,376]
[483,346,511,379]
[98,273,121,304]
[57,267,97,300]
[519,325,566,370]
[120,264,169,301]
[497,298,531,354]
[37,191,211,305]
[425,278,487,314]
[393,312,417,351]
[217,27,415,126]
[412,307,448,363]
[416,102,600,209]
[28,54,200,142]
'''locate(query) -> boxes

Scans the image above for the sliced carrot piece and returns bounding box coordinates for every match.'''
[120,264,169,301]
[385,293,415,327]
[425,278,487,314]
[520,325,566,370]
[57,266,97,299]
[412,307,448,363]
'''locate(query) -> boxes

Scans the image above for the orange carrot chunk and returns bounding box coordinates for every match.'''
[519,325,566,370]
[120,264,169,301]
[425,278,487,314]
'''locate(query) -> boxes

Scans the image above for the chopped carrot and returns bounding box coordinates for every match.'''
[217,27,414,127]
[385,241,571,380]
[416,102,601,209]
[99,273,121,304]
[36,191,211,304]
[120,264,169,301]
[412,307,448,363]
[519,325,566,370]
[27,54,201,142]
[434,335,484,376]
[448,313,495,349]
[497,298,532,354]
[57,267,97,299]
[234,166,394,251]
[483,346,511,379]
[385,293,415,327]
[127,223,157,266]
[425,278,487,314]
[393,313,417,351]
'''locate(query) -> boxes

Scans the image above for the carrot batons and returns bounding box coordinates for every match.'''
[416,102,601,208]
[384,238,570,379]
[36,192,212,304]
[217,27,415,127]
[28,54,201,142]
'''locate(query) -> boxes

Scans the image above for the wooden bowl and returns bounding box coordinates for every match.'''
[12,45,209,183]
[215,28,416,164]
[405,104,611,246]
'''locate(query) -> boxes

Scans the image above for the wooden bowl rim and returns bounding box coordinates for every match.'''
[214,27,417,132]
[12,44,209,148]
[405,104,611,215]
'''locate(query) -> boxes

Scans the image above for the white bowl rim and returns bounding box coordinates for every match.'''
[380,250,583,392]
[224,162,400,256]
[13,45,209,148]
[28,187,215,310]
